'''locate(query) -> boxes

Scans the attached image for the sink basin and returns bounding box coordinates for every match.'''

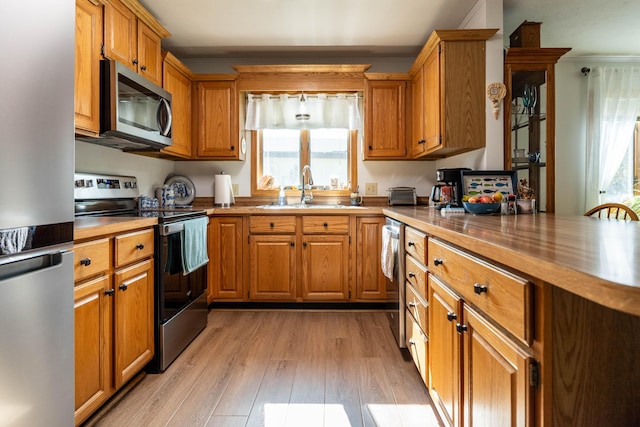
[256,204,349,209]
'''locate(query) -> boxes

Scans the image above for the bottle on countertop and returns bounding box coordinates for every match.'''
[278,187,286,206]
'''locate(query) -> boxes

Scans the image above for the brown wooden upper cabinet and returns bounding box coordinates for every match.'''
[194,78,245,160]
[363,75,408,159]
[409,29,497,159]
[75,0,103,136]
[103,0,169,87]
[161,52,193,158]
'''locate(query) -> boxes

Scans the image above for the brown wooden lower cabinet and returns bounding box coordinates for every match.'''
[301,235,349,300]
[428,276,461,427]
[74,275,112,425]
[73,229,155,426]
[113,258,155,389]
[248,234,297,301]
[208,216,245,302]
[355,216,390,300]
[462,304,532,427]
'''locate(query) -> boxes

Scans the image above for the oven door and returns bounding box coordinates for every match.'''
[157,223,207,323]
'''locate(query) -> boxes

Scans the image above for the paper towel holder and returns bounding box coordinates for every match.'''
[214,172,235,208]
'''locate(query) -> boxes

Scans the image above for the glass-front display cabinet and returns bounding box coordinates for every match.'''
[503,48,570,212]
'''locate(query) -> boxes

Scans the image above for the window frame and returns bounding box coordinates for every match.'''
[250,129,358,199]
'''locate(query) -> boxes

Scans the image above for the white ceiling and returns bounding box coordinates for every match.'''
[139,0,640,59]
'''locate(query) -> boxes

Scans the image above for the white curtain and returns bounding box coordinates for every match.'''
[245,93,362,130]
[585,66,640,209]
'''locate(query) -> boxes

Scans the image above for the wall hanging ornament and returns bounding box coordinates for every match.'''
[487,82,507,119]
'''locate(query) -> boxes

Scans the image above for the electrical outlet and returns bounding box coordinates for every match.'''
[232,184,239,195]
[365,183,377,195]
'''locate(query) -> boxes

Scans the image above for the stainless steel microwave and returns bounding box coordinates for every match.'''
[92,59,173,150]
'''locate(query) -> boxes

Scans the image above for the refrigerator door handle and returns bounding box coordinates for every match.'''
[0,251,64,282]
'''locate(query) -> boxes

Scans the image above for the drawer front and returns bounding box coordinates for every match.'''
[115,229,154,268]
[302,215,349,234]
[74,238,110,282]
[405,226,427,263]
[406,282,428,335]
[406,309,428,385]
[249,216,296,234]
[405,254,427,300]
[428,239,531,345]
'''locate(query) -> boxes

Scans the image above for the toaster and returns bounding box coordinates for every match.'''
[388,187,417,206]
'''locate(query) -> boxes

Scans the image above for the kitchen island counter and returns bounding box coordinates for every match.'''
[383,206,640,317]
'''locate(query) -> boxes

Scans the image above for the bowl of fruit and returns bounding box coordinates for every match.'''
[462,193,503,214]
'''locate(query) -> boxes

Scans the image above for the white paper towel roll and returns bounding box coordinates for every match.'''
[214,174,235,207]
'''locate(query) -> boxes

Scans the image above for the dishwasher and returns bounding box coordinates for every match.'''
[383,217,405,348]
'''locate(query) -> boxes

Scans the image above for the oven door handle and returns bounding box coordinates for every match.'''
[160,223,184,236]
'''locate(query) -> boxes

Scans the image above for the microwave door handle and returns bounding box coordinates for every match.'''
[157,98,172,136]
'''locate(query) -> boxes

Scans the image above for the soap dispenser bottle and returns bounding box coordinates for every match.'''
[278,187,286,205]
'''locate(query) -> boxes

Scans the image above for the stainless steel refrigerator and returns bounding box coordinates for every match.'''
[0,1,75,426]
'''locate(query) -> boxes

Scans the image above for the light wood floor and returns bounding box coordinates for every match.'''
[91,310,442,427]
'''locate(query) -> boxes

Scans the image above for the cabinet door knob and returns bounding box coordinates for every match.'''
[418,139,426,144]
[368,145,373,150]
[408,301,417,308]
[303,242,307,247]
[136,243,144,250]
[231,145,235,151]
[456,323,468,334]
[132,59,138,65]
[140,65,147,71]
[290,242,295,247]
[105,288,115,296]
[408,272,416,278]
[119,283,128,291]
[433,258,443,266]
[446,312,457,321]
[408,241,415,247]
[473,283,488,294]
[408,339,416,346]
[80,258,91,266]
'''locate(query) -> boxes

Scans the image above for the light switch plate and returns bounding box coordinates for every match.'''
[365,183,377,195]
[232,184,239,195]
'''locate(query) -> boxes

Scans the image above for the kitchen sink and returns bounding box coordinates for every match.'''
[256,204,353,209]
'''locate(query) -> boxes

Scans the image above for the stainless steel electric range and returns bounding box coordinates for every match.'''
[74,172,208,372]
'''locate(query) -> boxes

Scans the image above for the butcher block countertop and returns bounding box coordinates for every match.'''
[74,216,158,241]
[383,206,640,317]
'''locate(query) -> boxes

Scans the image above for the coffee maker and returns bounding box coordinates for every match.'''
[430,167,470,209]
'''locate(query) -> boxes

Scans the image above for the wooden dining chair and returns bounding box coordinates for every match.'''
[584,203,639,221]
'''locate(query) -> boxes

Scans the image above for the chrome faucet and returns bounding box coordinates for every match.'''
[300,165,314,205]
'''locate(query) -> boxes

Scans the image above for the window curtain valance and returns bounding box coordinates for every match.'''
[245,93,362,130]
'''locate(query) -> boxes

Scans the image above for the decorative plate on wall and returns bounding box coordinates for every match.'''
[165,175,195,206]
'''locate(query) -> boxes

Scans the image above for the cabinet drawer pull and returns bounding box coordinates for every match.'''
[408,241,415,247]
[433,258,443,266]
[80,258,91,266]
[418,139,426,144]
[270,222,275,228]
[473,283,488,294]
[136,243,145,250]
[105,289,115,296]
[119,283,128,291]
[456,323,468,334]
[446,312,457,321]
[408,301,417,308]
[323,222,328,227]
[408,272,416,278]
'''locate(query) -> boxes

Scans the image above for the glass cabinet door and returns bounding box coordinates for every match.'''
[503,48,569,213]
[510,69,548,210]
